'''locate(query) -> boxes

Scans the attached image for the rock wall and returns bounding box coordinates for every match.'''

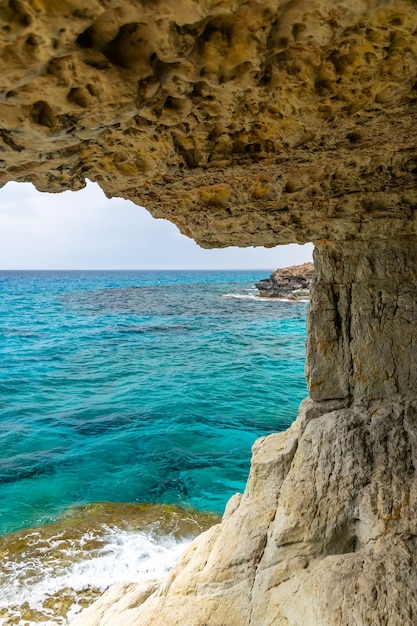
[308,239,417,405]
[72,238,417,626]
[1,1,417,624]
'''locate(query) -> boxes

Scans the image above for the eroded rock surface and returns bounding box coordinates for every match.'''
[1,0,417,246]
[73,400,417,626]
[2,1,417,625]
[307,238,417,405]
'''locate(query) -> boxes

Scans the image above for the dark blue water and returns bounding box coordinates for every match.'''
[0,270,307,537]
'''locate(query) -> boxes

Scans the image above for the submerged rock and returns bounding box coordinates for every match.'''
[256,263,314,299]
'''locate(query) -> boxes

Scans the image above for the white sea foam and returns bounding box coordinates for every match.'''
[262,297,310,304]
[222,292,309,303]
[0,527,190,626]
[221,290,263,300]
[222,293,258,300]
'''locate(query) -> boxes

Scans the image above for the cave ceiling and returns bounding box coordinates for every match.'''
[1,0,417,247]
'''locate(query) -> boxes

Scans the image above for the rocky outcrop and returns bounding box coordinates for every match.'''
[256,262,314,299]
[72,239,417,626]
[73,398,417,626]
[2,1,417,625]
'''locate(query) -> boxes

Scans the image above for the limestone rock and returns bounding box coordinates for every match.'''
[307,238,417,404]
[2,2,417,625]
[1,1,417,246]
[71,581,160,626]
[72,237,417,626]
[71,397,417,626]
[256,262,314,299]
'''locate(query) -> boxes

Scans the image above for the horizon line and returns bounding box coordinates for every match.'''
[0,267,277,272]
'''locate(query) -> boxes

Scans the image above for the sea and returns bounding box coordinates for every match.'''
[0,269,308,624]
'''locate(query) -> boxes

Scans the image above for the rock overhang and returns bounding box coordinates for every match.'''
[1,0,417,247]
[4,5,417,625]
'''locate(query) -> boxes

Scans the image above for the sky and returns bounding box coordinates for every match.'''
[0,180,313,270]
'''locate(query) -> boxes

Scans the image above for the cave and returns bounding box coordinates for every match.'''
[1,0,417,623]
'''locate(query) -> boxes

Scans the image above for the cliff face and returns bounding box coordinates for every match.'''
[73,240,417,626]
[1,1,417,624]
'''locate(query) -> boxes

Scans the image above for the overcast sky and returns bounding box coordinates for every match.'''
[0,180,313,270]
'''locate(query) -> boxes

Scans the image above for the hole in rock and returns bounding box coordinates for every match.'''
[0,178,313,273]
[0,180,313,620]
[103,22,149,69]
[30,100,56,128]
[77,25,94,48]
[347,132,362,143]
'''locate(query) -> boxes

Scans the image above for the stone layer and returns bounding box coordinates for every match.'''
[1,0,417,246]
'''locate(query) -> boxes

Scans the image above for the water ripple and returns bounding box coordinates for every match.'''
[0,270,307,535]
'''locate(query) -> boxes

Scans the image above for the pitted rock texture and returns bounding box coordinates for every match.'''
[1,0,417,246]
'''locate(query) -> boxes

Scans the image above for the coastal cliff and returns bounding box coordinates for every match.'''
[1,1,417,624]
[73,239,417,626]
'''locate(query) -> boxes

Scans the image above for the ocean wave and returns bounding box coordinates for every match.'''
[260,297,310,304]
[222,293,309,303]
[221,292,262,300]
[0,503,218,626]
[1,532,186,626]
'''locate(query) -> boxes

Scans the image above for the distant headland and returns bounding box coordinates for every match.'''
[256,263,314,300]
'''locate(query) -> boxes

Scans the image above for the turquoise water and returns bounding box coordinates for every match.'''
[0,270,308,623]
[0,270,307,536]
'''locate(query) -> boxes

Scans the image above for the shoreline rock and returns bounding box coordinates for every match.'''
[2,1,417,624]
[256,262,314,300]
[71,240,417,626]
